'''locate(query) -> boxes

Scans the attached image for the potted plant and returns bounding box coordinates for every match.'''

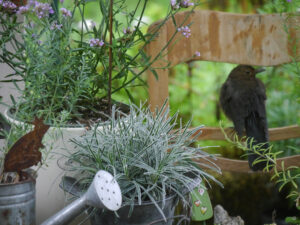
[61,102,220,224]
[0,0,197,222]
[0,0,197,124]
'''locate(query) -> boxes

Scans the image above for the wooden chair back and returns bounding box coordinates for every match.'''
[146,10,300,172]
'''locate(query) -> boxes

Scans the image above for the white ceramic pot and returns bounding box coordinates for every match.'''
[4,109,88,224]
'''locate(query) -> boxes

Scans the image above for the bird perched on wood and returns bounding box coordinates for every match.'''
[220,65,270,171]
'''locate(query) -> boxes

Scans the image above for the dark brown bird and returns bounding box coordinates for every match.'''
[4,117,49,179]
[220,65,270,171]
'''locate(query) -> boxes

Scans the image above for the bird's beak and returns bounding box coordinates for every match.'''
[255,68,265,74]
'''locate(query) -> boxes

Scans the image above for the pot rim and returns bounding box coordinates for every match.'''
[61,175,178,208]
[5,108,88,130]
[120,193,178,208]
[0,171,36,187]
[5,101,130,129]
[5,105,129,129]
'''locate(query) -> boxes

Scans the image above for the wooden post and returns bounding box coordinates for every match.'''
[146,21,170,112]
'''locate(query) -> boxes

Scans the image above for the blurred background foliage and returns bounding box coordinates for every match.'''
[71,0,300,224]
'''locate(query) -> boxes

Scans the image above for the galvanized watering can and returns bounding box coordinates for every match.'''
[41,171,202,225]
[41,170,122,225]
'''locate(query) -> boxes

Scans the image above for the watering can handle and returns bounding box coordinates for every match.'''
[41,195,87,225]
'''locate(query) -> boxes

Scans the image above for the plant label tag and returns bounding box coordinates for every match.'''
[190,181,213,221]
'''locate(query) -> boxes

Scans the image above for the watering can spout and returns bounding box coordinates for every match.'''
[41,170,122,225]
[41,196,88,225]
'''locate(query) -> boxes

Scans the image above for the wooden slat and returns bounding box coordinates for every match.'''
[267,125,300,141]
[146,10,300,111]
[195,155,300,173]
[189,125,300,141]
[187,125,300,173]
[148,10,300,67]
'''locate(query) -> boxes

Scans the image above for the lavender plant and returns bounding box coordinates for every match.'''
[0,0,197,125]
[62,102,220,218]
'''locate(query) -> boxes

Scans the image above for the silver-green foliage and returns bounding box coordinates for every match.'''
[65,103,219,215]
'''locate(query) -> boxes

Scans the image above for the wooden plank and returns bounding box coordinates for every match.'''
[191,125,300,173]
[148,10,300,67]
[194,155,300,173]
[195,156,252,173]
[189,125,300,141]
[267,125,300,141]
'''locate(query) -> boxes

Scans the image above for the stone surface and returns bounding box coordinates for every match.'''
[214,204,245,225]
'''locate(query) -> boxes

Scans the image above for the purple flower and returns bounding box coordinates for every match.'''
[170,0,176,6]
[286,0,291,2]
[1,0,17,12]
[171,0,194,9]
[123,27,134,35]
[60,7,72,17]
[195,51,201,57]
[27,0,35,7]
[89,38,104,47]
[177,26,191,38]
[60,0,64,3]
[170,0,179,10]
[180,0,194,8]
[50,21,63,30]
[17,5,29,14]
[33,1,54,18]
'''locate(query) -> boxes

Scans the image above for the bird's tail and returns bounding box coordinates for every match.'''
[245,112,271,171]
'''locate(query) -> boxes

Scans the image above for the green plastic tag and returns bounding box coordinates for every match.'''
[190,181,213,221]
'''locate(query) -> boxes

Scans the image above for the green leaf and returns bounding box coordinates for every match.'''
[285,216,300,224]
[150,68,158,80]
[9,94,16,105]
[125,88,134,102]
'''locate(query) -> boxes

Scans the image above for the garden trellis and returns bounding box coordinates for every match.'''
[146,10,300,173]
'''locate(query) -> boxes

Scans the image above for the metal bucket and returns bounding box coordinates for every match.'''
[90,194,178,225]
[0,176,36,225]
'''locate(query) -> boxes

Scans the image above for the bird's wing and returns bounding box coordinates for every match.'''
[220,81,246,135]
[220,81,246,116]
[220,81,234,115]
[253,79,267,118]
[220,82,231,102]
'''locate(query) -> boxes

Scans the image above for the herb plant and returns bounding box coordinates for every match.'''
[0,0,196,125]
